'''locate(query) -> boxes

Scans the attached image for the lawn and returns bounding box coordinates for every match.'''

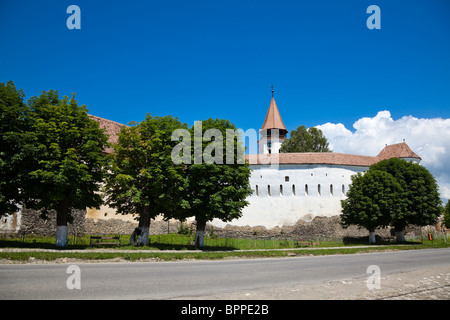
[1,232,449,262]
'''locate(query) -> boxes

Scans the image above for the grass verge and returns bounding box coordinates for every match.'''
[1,242,449,263]
[1,233,449,262]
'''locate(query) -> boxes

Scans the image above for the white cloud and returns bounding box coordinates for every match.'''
[316,111,450,201]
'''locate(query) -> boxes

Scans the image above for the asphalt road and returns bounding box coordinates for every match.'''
[1,248,450,300]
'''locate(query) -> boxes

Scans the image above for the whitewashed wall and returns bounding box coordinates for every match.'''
[211,164,369,229]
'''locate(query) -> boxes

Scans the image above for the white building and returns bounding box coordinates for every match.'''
[211,95,422,229]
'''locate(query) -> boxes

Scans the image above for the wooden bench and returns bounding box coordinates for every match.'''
[90,235,121,247]
[294,239,317,247]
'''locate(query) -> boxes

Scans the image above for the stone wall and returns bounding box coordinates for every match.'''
[20,207,85,236]
[12,208,425,241]
[205,216,423,240]
[84,218,183,235]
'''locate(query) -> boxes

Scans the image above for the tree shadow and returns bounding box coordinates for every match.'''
[343,236,422,245]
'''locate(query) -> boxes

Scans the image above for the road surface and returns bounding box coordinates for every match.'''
[1,248,449,300]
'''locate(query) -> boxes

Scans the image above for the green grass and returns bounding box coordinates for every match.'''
[1,233,449,262]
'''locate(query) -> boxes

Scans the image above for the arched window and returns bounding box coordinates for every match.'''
[280,185,283,196]
[268,185,271,196]
[330,184,333,196]
[342,184,345,195]
[255,185,259,196]
[318,184,321,196]
[292,184,296,196]
[305,184,309,195]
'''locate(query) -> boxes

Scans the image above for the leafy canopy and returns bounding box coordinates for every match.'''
[280,125,331,153]
[341,170,405,232]
[104,114,188,219]
[23,90,109,221]
[0,81,31,215]
[180,118,253,227]
[370,158,441,230]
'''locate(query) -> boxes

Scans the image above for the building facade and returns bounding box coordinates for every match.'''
[211,95,421,229]
[0,95,422,233]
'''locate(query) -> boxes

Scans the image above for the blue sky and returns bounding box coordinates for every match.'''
[1,0,449,133]
[2,1,450,198]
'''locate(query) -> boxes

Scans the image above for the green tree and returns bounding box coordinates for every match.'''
[443,200,450,229]
[0,81,33,216]
[341,170,405,244]
[24,90,108,247]
[370,158,442,242]
[104,114,187,246]
[280,125,331,153]
[179,118,253,248]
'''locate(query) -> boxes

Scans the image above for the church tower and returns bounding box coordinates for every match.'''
[258,88,288,154]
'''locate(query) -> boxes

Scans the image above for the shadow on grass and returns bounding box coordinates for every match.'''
[0,239,88,250]
[131,242,237,251]
[0,239,238,251]
[343,236,423,245]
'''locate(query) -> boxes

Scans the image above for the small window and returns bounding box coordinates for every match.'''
[330,184,333,196]
[305,184,309,195]
[318,184,321,196]
[268,185,271,196]
[342,184,345,195]
[256,185,259,196]
[280,185,283,196]
[292,184,296,196]
[285,176,289,182]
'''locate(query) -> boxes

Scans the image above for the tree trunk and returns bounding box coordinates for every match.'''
[368,230,376,244]
[55,201,69,248]
[393,224,406,243]
[195,220,206,249]
[395,230,406,243]
[131,206,150,246]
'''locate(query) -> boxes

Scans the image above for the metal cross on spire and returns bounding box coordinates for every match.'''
[271,85,274,97]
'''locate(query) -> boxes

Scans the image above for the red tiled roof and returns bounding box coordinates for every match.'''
[377,142,421,160]
[246,142,421,167]
[89,115,126,153]
[246,152,380,167]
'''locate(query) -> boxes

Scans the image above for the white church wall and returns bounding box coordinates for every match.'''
[211,163,369,229]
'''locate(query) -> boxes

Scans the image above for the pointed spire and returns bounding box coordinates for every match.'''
[261,90,288,133]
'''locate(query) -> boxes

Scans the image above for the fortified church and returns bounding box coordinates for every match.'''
[0,93,422,233]
[219,93,421,229]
